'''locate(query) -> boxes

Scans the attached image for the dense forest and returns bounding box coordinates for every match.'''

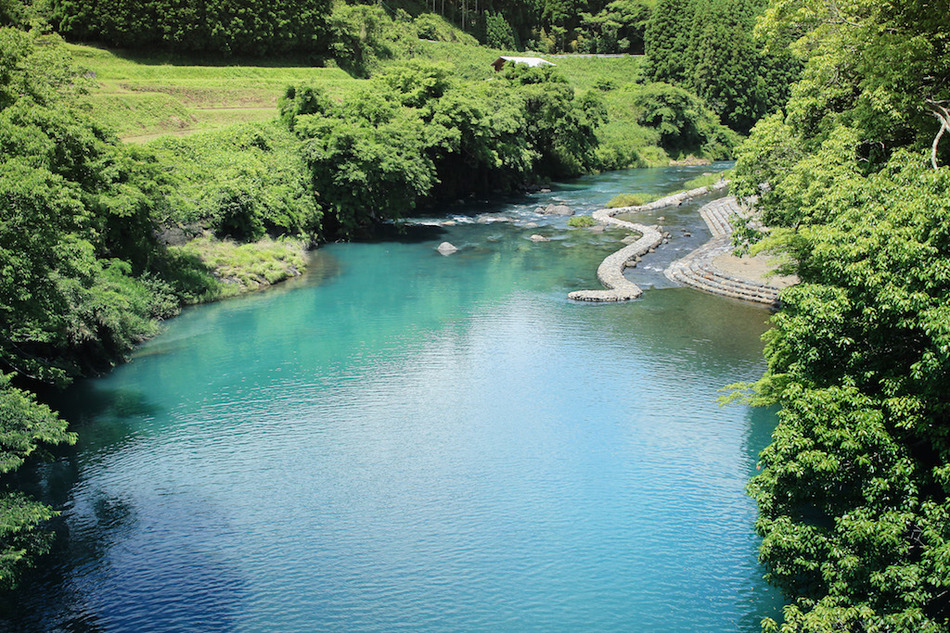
[2,0,950,630]
[730,0,950,629]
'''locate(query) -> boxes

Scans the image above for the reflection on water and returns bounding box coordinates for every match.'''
[2,166,784,632]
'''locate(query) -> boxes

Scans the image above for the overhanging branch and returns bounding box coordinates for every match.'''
[927,99,950,169]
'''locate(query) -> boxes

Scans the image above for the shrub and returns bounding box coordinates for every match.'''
[567,215,597,227]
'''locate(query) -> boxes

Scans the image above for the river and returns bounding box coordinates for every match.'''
[2,165,785,631]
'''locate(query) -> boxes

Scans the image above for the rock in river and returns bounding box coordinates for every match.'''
[538,204,574,216]
[437,242,458,255]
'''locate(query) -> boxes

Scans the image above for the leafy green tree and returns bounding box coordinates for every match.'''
[0,0,28,26]
[0,373,74,589]
[730,2,950,629]
[630,82,738,158]
[577,0,651,54]
[150,123,321,242]
[0,27,210,590]
[281,64,605,234]
[502,64,605,176]
[329,4,398,78]
[423,83,533,197]
[742,153,950,632]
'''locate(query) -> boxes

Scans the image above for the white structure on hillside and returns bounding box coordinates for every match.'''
[490,56,555,72]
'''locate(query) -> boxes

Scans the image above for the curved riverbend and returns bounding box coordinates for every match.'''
[568,181,729,301]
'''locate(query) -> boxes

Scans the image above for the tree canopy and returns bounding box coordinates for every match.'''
[281,62,604,235]
[48,0,333,57]
[731,1,950,629]
[645,0,799,134]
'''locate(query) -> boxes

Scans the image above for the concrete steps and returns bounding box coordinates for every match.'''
[666,249,781,306]
[664,196,784,308]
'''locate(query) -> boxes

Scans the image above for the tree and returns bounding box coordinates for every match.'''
[742,153,950,632]
[645,0,799,134]
[47,0,334,57]
[730,2,950,629]
[0,374,75,589]
[577,0,651,54]
[485,11,517,48]
[630,82,738,158]
[644,0,695,85]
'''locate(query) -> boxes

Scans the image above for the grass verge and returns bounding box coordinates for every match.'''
[170,237,309,300]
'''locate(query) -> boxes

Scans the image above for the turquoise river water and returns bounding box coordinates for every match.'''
[2,165,785,631]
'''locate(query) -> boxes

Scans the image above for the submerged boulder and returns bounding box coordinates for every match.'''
[538,204,574,216]
[437,242,458,255]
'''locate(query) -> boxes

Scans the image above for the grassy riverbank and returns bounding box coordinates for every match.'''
[63,39,710,293]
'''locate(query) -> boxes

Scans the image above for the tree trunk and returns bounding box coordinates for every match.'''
[928,100,950,169]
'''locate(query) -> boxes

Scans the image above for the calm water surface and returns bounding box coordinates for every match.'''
[4,166,784,631]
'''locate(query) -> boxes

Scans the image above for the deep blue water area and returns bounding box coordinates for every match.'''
[2,165,784,632]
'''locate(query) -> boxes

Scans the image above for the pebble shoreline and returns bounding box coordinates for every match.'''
[567,181,729,302]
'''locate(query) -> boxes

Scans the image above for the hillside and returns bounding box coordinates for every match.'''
[69,44,364,142]
[71,41,702,168]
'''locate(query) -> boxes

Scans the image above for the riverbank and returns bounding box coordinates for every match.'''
[569,183,796,305]
[170,236,310,301]
[665,196,797,307]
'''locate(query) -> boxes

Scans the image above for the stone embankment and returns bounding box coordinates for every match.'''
[664,196,785,307]
[568,181,728,302]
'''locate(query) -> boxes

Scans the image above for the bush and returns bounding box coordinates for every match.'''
[567,215,597,227]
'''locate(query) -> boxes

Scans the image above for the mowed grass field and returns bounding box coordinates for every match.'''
[69,41,652,160]
[68,44,364,141]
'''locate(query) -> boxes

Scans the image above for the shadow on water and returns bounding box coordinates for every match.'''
[47,384,161,457]
[0,488,248,632]
[359,221,448,244]
[587,287,775,371]
[739,404,786,627]
[1,390,249,632]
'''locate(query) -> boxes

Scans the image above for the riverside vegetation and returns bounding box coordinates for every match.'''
[3,0,950,631]
[728,0,950,629]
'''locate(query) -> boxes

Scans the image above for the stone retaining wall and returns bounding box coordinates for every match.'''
[568,181,728,302]
[664,196,784,307]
